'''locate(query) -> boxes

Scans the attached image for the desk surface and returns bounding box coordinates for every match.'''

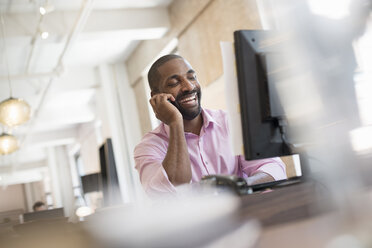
[239,180,333,227]
[253,186,372,248]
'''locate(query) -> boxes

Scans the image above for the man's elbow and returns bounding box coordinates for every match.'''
[169,175,191,186]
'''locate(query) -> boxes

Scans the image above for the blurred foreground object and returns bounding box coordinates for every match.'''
[267,0,372,203]
[83,191,259,248]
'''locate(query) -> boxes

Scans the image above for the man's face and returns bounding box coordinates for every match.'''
[157,58,202,120]
[35,205,46,211]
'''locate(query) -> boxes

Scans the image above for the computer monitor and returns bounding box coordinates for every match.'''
[234,30,292,161]
[81,172,100,194]
[23,208,65,222]
[99,138,122,206]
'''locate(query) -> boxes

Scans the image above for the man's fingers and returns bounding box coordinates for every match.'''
[148,93,182,124]
[162,94,175,102]
[150,94,163,106]
[151,93,174,104]
[160,94,170,103]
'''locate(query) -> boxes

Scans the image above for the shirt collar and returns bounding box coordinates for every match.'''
[163,108,219,137]
[201,108,219,129]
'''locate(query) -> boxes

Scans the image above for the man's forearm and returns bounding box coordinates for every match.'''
[162,122,192,185]
[246,172,275,186]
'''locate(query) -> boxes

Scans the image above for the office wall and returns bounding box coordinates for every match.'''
[77,123,101,175]
[133,77,153,136]
[0,184,26,212]
[96,63,144,203]
[178,0,262,87]
[201,76,227,110]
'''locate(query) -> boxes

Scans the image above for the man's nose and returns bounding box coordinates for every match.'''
[180,77,194,91]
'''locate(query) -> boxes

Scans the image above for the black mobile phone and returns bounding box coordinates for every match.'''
[168,99,182,112]
[201,175,249,195]
[168,99,177,106]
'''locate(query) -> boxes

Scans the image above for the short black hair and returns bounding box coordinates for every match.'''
[32,201,45,211]
[147,54,183,93]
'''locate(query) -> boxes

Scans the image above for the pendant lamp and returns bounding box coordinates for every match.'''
[0,13,31,127]
[0,98,31,127]
[0,133,19,155]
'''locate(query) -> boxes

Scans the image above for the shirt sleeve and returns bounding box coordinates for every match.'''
[134,142,177,197]
[239,156,287,181]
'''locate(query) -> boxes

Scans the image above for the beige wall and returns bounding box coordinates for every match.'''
[201,76,227,111]
[178,0,262,87]
[0,184,26,212]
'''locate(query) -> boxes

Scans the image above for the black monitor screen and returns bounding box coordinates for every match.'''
[234,30,292,160]
[81,173,100,194]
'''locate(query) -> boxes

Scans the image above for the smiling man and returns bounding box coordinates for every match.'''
[134,54,286,196]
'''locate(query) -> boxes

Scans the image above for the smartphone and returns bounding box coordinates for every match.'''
[201,175,249,195]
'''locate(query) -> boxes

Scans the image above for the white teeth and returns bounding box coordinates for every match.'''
[180,93,196,103]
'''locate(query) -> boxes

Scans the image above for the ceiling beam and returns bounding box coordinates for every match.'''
[3,7,170,40]
[0,160,47,174]
[0,169,45,186]
[24,126,78,147]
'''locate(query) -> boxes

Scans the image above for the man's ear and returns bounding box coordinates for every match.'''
[150,90,159,97]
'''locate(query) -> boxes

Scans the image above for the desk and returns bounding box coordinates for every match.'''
[238,179,372,247]
[239,180,333,227]
[255,192,372,248]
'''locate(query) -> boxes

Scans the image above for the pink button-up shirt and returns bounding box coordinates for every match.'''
[134,109,286,196]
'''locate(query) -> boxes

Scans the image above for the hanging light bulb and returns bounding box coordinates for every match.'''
[0,14,32,128]
[0,133,19,155]
[39,3,55,16]
[0,98,31,127]
[40,31,49,39]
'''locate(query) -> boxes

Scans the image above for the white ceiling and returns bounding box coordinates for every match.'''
[0,0,172,184]
[1,0,172,13]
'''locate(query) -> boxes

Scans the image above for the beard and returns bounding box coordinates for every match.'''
[173,87,202,120]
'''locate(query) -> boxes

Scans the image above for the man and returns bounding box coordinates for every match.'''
[134,54,286,196]
[33,201,47,211]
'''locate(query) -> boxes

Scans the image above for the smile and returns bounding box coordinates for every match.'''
[179,93,197,103]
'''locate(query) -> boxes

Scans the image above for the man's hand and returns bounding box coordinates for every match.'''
[246,172,275,186]
[149,93,182,126]
[149,93,192,185]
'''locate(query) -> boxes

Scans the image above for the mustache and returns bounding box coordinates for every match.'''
[175,89,199,102]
